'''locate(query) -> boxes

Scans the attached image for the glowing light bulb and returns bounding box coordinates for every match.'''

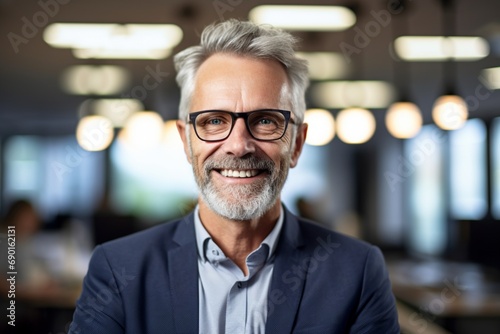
[304,109,335,146]
[123,111,164,149]
[76,115,114,151]
[432,95,468,130]
[386,102,423,139]
[336,108,376,144]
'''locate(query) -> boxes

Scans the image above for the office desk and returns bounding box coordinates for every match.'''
[389,260,500,334]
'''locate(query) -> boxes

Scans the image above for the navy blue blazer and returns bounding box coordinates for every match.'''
[70,208,399,333]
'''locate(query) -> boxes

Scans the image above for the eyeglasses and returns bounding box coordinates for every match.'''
[188,109,296,142]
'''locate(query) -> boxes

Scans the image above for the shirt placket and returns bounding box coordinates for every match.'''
[223,245,269,334]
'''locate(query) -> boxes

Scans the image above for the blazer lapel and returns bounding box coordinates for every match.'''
[167,214,199,333]
[265,209,308,334]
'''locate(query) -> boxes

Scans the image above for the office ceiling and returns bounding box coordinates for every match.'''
[1,0,499,136]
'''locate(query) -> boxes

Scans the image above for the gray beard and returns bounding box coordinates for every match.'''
[193,154,289,221]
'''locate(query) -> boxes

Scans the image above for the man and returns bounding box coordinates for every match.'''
[70,19,399,333]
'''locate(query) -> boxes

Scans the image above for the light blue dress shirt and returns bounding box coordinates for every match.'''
[194,206,284,334]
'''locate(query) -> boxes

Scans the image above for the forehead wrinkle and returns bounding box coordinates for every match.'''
[238,74,289,111]
[192,53,289,112]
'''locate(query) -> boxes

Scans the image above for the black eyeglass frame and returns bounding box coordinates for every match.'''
[187,109,297,142]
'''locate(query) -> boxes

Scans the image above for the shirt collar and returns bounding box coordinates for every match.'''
[193,205,284,263]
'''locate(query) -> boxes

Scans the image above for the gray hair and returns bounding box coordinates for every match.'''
[173,19,309,123]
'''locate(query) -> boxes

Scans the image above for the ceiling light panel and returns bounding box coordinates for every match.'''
[296,52,350,80]
[73,48,172,60]
[311,81,395,108]
[249,5,355,31]
[61,65,130,95]
[394,36,489,61]
[481,67,500,90]
[44,23,183,59]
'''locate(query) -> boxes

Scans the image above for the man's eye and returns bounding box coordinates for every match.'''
[207,118,223,125]
[202,116,230,126]
[258,119,273,125]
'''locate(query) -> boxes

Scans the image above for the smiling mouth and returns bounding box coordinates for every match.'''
[217,169,261,178]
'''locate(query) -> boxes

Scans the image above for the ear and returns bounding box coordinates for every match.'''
[176,120,192,164]
[290,123,308,168]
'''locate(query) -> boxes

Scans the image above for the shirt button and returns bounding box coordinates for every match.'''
[212,249,219,256]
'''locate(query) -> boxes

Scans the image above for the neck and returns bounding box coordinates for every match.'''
[198,199,281,275]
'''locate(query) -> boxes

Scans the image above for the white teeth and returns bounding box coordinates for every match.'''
[219,169,258,178]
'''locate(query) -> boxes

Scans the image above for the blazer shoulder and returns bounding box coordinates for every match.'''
[297,217,373,250]
[294,217,379,266]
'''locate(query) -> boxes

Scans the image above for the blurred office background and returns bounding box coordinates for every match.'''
[1,0,500,333]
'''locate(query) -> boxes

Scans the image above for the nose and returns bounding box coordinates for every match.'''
[222,118,256,157]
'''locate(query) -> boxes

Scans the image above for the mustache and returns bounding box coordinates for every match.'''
[204,155,275,173]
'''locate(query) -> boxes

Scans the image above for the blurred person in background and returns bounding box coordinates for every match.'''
[0,199,53,332]
[0,199,53,297]
[0,200,92,332]
[70,19,399,333]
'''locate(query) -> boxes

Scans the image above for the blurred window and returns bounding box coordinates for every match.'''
[449,119,488,220]
[283,144,328,214]
[406,125,447,256]
[5,136,40,193]
[3,135,105,220]
[492,118,500,219]
[110,138,198,222]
